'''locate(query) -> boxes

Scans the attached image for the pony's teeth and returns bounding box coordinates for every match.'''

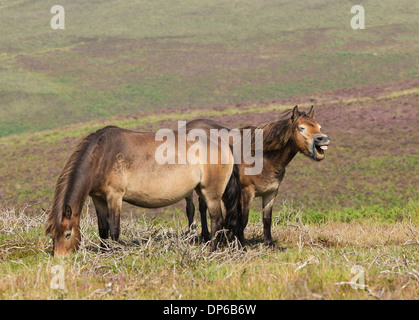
[320,146,328,150]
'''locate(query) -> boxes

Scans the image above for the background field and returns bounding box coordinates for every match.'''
[0,0,418,300]
[0,0,418,137]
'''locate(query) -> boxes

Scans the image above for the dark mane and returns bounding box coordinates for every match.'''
[241,108,310,152]
[45,126,117,237]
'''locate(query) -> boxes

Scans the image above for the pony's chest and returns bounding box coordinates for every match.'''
[253,169,285,197]
[254,179,279,196]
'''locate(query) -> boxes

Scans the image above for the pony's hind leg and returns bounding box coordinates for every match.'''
[91,196,110,249]
[198,197,211,242]
[185,193,195,230]
[200,195,225,252]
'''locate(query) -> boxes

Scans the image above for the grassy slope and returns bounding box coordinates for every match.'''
[0,0,418,136]
[0,209,417,300]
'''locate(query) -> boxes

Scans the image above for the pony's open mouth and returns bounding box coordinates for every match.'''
[314,144,328,160]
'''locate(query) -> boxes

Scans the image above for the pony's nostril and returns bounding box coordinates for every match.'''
[315,134,329,144]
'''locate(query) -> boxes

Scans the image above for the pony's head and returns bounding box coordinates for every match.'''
[291,105,330,161]
[45,205,81,256]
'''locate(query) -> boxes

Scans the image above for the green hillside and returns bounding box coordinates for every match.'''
[0,0,418,136]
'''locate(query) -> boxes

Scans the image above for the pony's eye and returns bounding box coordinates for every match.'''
[298,126,306,132]
[65,231,72,239]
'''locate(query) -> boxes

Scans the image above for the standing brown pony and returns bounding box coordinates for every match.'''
[185,106,330,246]
[45,126,243,256]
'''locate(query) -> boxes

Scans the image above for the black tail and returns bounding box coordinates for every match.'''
[222,164,245,246]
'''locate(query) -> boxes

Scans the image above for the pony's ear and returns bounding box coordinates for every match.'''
[291,105,299,121]
[308,105,314,118]
[64,205,72,219]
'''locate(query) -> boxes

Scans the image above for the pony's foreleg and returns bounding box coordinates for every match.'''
[198,197,211,242]
[262,191,277,247]
[241,188,255,229]
[92,197,110,248]
[106,192,123,242]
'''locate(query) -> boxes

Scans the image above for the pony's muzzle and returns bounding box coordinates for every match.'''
[314,134,330,146]
[312,134,330,160]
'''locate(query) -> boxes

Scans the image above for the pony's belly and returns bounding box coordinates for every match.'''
[122,167,201,208]
[123,189,191,208]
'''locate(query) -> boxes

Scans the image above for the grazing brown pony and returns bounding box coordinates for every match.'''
[45,125,243,256]
[185,105,330,246]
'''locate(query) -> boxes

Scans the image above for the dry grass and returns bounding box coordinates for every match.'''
[0,203,418,300]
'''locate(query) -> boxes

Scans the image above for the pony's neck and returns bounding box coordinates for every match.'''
[265,140,298,173]
[238,119,298,174]
[46,131,99,237]
[254,118,298,171]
